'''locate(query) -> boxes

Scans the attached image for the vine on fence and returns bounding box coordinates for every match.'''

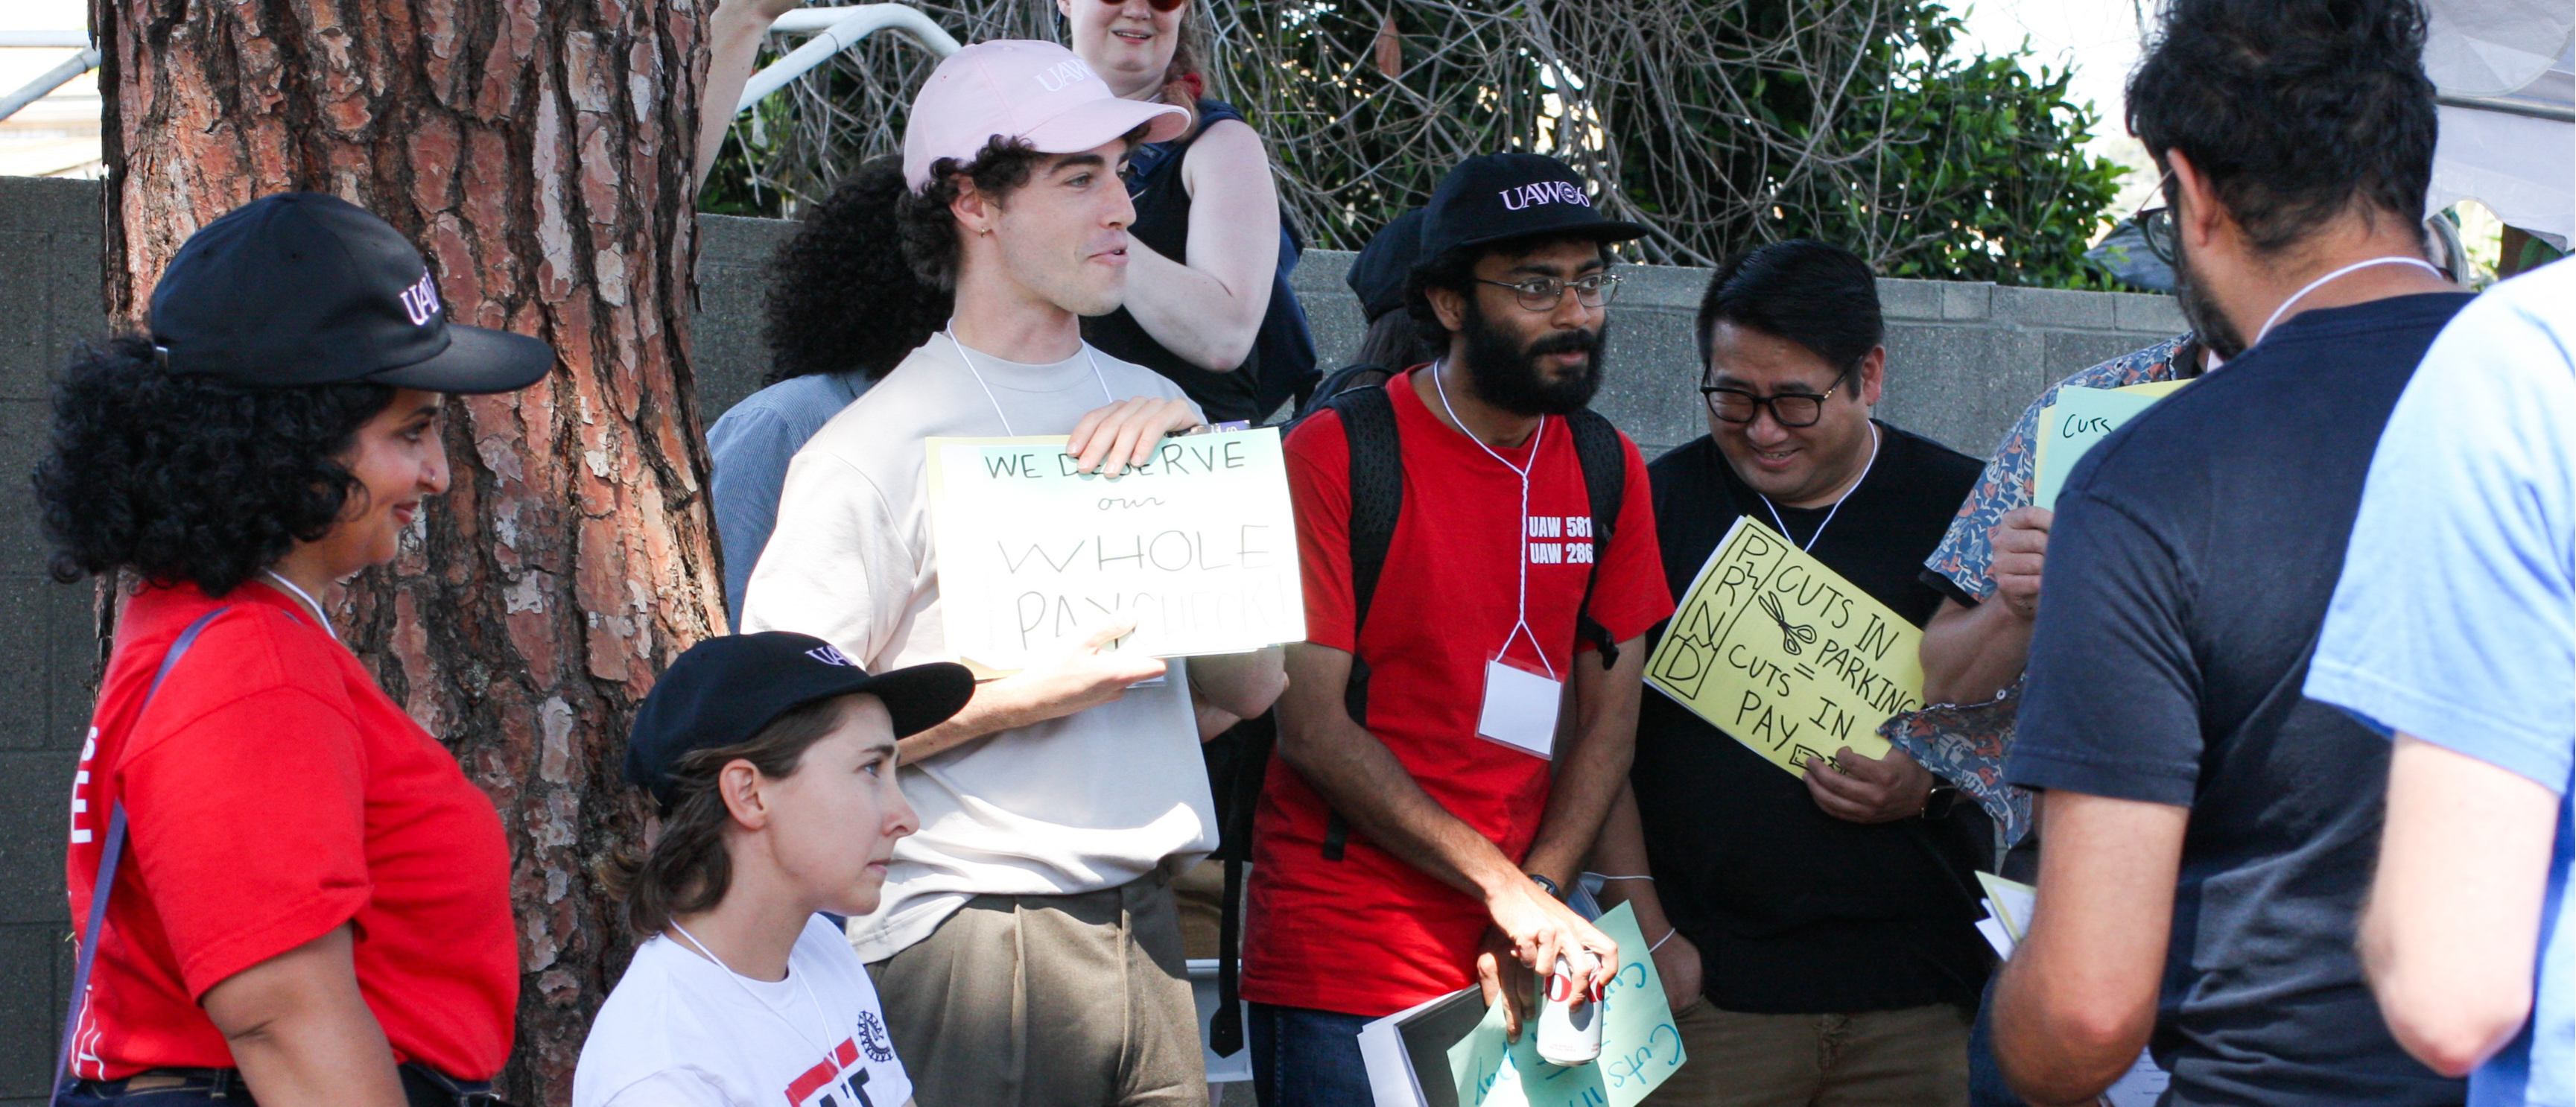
[702,0,2128,288]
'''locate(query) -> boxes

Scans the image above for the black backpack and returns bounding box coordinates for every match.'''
[1205,370,1628,1054]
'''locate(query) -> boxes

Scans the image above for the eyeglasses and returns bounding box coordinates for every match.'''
[1104,0,1188,12]
[2138,206,2177,265]
[1700,377,1850,428]
[1475,273,1622,313]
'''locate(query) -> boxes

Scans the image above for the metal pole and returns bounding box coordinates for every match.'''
[736,4,962,115]
[0,46,101,124]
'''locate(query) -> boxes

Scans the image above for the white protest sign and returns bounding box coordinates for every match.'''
[925,428,1304,674]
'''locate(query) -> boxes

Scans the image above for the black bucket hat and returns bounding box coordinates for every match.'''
[1346,208,1428,323]
[625,632,977,813]
[148,191,555,393]
[1414,153,1648,264]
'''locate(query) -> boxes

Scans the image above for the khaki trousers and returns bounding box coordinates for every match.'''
[1643,1001,1970,1107]
[867,874,1209,1107]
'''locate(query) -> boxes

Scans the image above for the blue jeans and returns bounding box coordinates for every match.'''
[1250,1003,1374,1107]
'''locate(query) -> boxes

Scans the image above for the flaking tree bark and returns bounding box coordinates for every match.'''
[92,0,723,1100]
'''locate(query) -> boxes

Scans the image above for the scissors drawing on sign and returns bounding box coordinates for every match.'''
[1757,591,1818,655]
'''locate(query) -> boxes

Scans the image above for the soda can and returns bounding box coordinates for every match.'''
[1535,951,1605,1066]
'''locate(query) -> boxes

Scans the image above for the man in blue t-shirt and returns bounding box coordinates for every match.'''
[1988,1,2470,1105]
[2305,258,2575,1107]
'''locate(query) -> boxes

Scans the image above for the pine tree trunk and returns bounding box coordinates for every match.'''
[93,1,720,1100]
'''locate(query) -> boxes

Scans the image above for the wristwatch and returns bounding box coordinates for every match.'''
[1919,785,1962,820]
[1527,872,1563,899]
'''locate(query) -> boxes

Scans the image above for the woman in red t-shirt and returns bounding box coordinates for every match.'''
[33,194,555,1107]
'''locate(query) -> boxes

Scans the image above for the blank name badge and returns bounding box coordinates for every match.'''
[1477,657,1563,759]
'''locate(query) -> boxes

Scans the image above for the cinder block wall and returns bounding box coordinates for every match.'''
[1,186,2180,1100]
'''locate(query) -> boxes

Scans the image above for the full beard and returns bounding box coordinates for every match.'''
[2171,240,2247,360]
[1459,298,1609,416]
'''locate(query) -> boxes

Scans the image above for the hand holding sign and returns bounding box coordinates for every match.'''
[1065,396,1205,475]
[1990,506,2052,621]
[1644,518,1923,778]
[1447,904,1687,1107]
[1011,616,1167,713]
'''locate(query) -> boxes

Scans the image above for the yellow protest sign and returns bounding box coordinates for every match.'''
[1643,517,1923,777]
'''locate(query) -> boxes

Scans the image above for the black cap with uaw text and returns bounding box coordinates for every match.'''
[1415,153,1649,263]
[624,632,976,813]
[148,191,555,393]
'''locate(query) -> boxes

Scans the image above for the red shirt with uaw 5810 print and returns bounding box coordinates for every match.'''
[1243,369,1672,1018]
[63,582,516,1080]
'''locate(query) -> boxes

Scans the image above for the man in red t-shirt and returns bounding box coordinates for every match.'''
[1242,153,1674,1101]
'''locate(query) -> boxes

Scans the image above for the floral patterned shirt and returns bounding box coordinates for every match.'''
[1889,332,2198,851]
[1922,332,2198,602]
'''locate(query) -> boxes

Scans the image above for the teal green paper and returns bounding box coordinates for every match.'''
[1444,903,1689,1107]
[2033,387,2163,510]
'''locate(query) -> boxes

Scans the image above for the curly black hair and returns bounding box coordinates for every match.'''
[2128,0,2436,253]
[896,136,1051,291]
[34,335,396,597]
[762,156,956,384]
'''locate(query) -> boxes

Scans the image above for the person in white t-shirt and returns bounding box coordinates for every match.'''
[739,39,1289,1107]
[574,632,977,1107]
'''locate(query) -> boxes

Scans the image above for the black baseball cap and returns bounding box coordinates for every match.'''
[1414,153,1648,264]
[624,632,977,813]
[148,191,555,393]
[1346,208,1427,322]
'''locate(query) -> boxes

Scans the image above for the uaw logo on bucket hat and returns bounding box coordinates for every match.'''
[1499,180,1593,211]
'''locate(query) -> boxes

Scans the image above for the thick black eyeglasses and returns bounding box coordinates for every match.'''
[1700,378,1848,427]
[1475,272,1622,312]
[2138,206,2177,265]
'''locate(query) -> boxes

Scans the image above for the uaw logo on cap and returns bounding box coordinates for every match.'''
[1500,180,1593,212]
[806,644,859,667]
[1032,57,1100,92]
[399,271,442,326]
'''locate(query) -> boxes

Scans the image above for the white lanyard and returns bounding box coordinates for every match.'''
[1431,361,1556,681]
[1757,422,1879,554]
[945,326,1115,437]
[668,919,836,1060]
[261,571,337,640]
[2253,256,2443,346]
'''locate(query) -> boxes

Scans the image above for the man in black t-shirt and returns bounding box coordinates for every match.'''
[1990,3,2469,1106]
[1593,241,1989,1107]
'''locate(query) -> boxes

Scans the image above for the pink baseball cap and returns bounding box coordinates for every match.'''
[903,40,1191,192]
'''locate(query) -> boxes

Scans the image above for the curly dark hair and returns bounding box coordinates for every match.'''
[33,335,396,597]
[2128,0,2436,253]
[763,156,956,384]
[896,135,1053,291]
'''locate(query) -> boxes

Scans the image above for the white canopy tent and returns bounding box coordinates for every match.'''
[2425,0,2575,249]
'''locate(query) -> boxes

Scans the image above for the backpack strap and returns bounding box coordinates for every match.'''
[1318,385,1401,863]
[54,606,231,1103]
[1564,408,1628,669]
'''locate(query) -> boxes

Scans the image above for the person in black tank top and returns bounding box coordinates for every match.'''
[1065,0,1314,425]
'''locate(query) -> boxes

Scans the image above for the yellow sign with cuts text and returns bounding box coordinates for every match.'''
[1643,517,1924,776]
